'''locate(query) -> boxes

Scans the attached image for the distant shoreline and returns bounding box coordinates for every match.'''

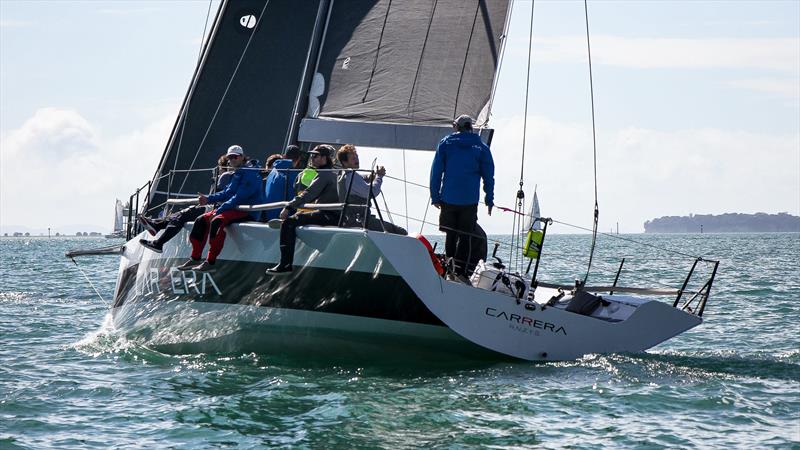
[644,212,800,233]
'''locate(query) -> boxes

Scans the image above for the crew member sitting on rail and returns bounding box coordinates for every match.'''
[177,145,265,272]
[262,153,283,179]
[267,144,339,274]
[263,145,303,220]
[336,144,406,235]
[138,153,233,253]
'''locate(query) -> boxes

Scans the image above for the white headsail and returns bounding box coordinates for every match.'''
[526,189,542,231]
[113,199,124,233]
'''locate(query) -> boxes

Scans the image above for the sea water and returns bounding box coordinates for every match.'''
[0,234,798,449]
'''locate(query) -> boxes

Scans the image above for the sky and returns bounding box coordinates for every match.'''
[1,0,798,235]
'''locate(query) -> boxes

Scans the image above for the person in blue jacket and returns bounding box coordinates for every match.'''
[429,114,495,279]
[263,145,303,220]
[177,145,265,272]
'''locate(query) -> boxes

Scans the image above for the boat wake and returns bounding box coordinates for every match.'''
[637,349,800,382]
[547,350,800,384]
[70,312,176,364]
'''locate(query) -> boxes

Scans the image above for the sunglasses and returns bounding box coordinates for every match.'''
[228,154,242,159]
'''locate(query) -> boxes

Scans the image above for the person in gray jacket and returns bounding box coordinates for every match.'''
[336,144,406,235]
[267,144,339,274]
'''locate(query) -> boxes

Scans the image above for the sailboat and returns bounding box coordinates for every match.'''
[525,188,542,232]
[68,0,719,361]
[104,199,126,239]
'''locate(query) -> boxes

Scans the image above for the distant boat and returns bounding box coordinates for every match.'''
[525,188,542,231]
[104,199,126,239]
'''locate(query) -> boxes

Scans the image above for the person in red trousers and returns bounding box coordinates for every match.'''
[177,145,265,272]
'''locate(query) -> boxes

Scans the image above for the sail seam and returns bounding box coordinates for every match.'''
[362,0,393,103]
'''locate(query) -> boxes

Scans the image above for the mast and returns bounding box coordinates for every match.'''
[285,0,333,150]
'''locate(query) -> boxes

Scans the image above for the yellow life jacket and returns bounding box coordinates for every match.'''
[299,168,317,188]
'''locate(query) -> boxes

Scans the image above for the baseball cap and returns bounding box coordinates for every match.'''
[226,145,244,157]
[307,144,334,157]
[453,114,474,129]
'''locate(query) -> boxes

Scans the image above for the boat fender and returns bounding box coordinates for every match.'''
[413,234,445,276]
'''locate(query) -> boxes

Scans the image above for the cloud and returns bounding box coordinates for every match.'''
[726,78,800,99]
[509,36,800,73]
[97,7,162,16]
[0,108,173,232]
[0,19,32,29]
[1,108,98,159]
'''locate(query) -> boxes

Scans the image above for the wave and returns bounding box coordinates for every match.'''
[634,350,800,382]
